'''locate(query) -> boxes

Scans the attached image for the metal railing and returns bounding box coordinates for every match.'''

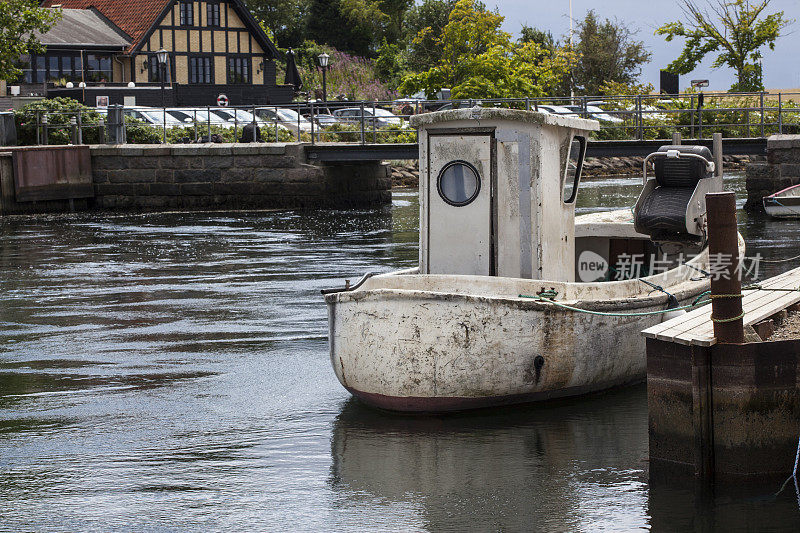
[16,91,800,147]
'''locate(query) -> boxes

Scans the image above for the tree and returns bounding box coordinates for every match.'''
[399,0,574,99]
[404,0,458,71]
[246,0,310,48]
[306,0,374,57]
[656,0,791,91]
[305,0,412,57]
[340,0,413,46]
[520,25,556,52]
[0,0,60,83]
[572,10,651,96]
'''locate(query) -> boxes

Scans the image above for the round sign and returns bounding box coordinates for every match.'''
[217,94,229,107]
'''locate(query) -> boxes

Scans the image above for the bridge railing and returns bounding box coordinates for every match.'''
[14,91,800,147]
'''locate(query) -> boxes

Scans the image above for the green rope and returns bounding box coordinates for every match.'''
[517,293,711,317]
[711,310,746,323]
[517,284,800,319]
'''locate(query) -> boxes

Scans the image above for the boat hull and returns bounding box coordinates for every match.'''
[326,287,703,413]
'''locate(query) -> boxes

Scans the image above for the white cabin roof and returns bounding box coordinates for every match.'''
[410,107,599,132]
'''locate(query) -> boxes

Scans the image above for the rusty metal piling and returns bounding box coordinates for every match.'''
[706,191,744,343]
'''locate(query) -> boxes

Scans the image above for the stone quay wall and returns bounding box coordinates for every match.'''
[91,144,391,211]
[1,143,392,215]
[745,135,800,212]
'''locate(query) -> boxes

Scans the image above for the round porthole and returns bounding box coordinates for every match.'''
[437,160,481,207]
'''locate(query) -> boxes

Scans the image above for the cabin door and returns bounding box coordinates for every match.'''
[427,132,494,275]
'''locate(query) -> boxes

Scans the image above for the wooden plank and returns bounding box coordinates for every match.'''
[671,274,800,346]
[649,267,799,339]
[644,267,800,345]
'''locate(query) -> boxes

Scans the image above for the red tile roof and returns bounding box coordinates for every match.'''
[41,0,170,53]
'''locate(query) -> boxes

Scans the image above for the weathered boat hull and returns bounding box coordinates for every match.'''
[764,184,800,218]
[326,278,709,412]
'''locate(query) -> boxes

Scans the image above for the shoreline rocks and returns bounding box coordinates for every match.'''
[391,155,762,188]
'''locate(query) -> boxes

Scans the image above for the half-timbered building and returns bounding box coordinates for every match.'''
[18,0,293,106]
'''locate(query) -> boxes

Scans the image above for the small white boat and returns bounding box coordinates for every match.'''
[324,108,734,412]
[764,184,800,218]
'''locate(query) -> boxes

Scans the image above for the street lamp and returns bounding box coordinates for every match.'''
[156,48,169,108]
[318,52,330,102]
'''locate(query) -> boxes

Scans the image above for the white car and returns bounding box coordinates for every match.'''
[165,108,230,127]
[255,107,313,134]
[534,104,579,116]
[564,104,624,124]
[124,107,186,126]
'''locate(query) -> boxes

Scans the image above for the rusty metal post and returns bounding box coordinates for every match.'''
[706,191,744,343]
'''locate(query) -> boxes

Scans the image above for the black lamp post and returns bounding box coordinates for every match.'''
[318,52,330,102]
[156,48,169,107]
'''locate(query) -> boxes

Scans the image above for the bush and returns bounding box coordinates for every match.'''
[14,97,101,145]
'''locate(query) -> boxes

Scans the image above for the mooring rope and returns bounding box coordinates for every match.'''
[517,292,712,317]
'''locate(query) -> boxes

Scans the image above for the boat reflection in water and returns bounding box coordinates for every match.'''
[329,387,650,531]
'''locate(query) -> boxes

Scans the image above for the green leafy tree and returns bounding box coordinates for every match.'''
[375,39,406,87]
[306,0,412,56]
[573,10,651,96]
[656,0,791,91]
[399,0,574,99]
[404,0,458,71]
[520,25,556,52]
[246,0,310,48]
[1,0,61,83]
[340,0,413,46]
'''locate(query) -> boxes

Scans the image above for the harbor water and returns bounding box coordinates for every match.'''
[2,173,800,531]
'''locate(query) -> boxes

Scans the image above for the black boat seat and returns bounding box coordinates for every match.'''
[634,145,713,241]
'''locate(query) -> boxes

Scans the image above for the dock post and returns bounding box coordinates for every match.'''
[705,191,744,343]
[712,133,722,178]
[672,132,681,145]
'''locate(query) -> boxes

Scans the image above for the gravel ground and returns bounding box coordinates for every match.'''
[768,311,800,340]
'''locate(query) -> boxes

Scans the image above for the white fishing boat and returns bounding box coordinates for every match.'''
[323,108,737,412]
[763,184,800,218]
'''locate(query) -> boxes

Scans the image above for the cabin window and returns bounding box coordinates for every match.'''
[227,56,251,84]
[437,161,481,207]
[207,2,221,26]
[563,136,586,204]
[189,56,213,83]
[180,0,194,26]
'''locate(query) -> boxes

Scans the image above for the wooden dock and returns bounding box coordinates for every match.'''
[645,265,800,481]
[643,266,800,346]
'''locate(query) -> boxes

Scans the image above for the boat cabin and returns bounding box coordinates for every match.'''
[410,108,723,284]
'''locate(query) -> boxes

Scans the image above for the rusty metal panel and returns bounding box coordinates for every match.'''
[12,146,94,202]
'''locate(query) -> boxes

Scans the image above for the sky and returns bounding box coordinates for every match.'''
[485,0,800,91]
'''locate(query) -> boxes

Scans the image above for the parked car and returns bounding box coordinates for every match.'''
[534,104,579,116]
[310,113,338,128]
[164,108,230,127]
[332,107,405,128]
[254,107,312,134]
[124,107,186,126]
[207,108,264,127]
[563,104,624,124]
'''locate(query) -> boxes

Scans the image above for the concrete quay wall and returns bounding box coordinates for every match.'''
[1,143,392,215]
[746,135,800,212]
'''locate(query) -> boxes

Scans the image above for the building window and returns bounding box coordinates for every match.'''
[85,54,112,83]
[207,2,221,26]
[180,0,194,26]
[148,55,171,83]
[227,56,250,84]
[189,56,213,84]
[23,53,85,84]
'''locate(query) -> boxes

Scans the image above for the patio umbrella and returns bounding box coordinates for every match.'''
[284,49,303,92]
